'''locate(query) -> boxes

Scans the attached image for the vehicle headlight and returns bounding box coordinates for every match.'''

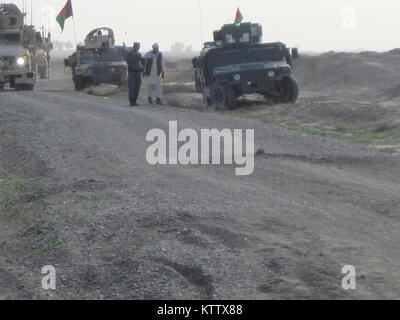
[17,57,25,66]
[268,70,276,78]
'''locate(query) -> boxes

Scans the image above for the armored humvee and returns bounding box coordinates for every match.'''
[192,22,299,110]
[0,3,42,90]
[64,28,128,90]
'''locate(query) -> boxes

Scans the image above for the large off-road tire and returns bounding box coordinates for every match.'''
[74,76,86,91]
[195,77,203,93]
[203,94,213,107]
[210,83,236,110]
[274,75,299,104]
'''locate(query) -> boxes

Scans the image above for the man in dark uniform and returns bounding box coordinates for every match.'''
[125,42,145,106]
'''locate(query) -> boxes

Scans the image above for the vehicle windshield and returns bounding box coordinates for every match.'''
[79,50,123,63]
[100,51,123,62]
[0,33,21,43]
[80,53,100,63]
[208,46,284,67]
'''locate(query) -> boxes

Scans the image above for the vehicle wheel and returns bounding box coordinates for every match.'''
[210,83,236,110]
[0,83,4,90]
[14,84,21,91]
[24,84,34,91]
[74,76,85,91]
[275,76,299,104]
[195,78,203,93]
[203,94,213,107]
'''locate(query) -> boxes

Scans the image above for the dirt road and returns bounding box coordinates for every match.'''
[0,63,399,300]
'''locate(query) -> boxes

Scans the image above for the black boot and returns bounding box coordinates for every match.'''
[130,100,138,107]
[148,97,153,105]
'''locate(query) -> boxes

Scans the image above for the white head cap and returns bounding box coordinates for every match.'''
[152,43,159,49]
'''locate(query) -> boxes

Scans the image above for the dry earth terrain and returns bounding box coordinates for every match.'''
[0,52,399,299]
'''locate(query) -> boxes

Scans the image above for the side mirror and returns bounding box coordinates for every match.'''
[291,48,299,60]
[64,58,70,67]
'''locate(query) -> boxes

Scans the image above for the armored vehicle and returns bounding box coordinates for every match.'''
[64,28,128,90]
[192,22,299,110]
[0,3,42,90]
[36,32,52,79]
[36,49,49,79]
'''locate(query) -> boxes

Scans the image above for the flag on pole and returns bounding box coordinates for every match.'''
[56,0,73,31]
[234,7,243,25]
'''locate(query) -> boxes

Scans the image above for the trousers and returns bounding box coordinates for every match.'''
[147,77,163,100]
[128,71,142,102]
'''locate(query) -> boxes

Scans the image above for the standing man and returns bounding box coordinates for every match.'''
[144,43,166,105]
[126,42,145,106]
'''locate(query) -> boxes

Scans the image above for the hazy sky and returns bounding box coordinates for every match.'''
[8,0,400,52]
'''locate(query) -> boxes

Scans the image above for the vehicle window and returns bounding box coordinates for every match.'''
[248,48,281,62]
[80,53,100,63]
[211,50,242,66]
[100,51,123,62]
[0,33,20,43]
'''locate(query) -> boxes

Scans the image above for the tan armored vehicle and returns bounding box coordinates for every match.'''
[65,28,127,90]
[36,33,52,79]
[0,3,42,90]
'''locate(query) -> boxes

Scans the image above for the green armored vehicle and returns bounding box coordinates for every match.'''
[0,3,42,90]
[192,22,299,110]
[64,28,128,90]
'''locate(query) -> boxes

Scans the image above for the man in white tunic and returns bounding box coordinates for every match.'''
[144,43,166,105]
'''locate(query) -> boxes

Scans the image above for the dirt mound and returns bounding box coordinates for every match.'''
[86,84,120,97]
[295,51,400,94]
[160,51,400,146]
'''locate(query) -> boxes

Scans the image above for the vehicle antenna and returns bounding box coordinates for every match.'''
[198,0,204,46]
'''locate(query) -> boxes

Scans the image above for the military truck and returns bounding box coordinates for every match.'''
[192,22,299,110]
[36,49,49,79]
[0,3,41,90]
[36,32,52,79]
[64,28,128,90]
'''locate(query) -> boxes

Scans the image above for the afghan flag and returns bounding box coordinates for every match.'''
[56,0,73,31]
[234,7,243,25]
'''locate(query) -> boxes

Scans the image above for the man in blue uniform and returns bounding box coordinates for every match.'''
[125,42,145,106]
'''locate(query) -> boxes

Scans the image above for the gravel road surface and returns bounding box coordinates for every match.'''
[0,66,399,300]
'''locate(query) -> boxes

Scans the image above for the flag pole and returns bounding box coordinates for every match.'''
[198,0,204,45]
[72,14,77,48]
[70,0,77,47]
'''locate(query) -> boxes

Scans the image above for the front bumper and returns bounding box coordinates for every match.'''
[76,65,128,84]
[212,61,292,92]
[0,68,35,85]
